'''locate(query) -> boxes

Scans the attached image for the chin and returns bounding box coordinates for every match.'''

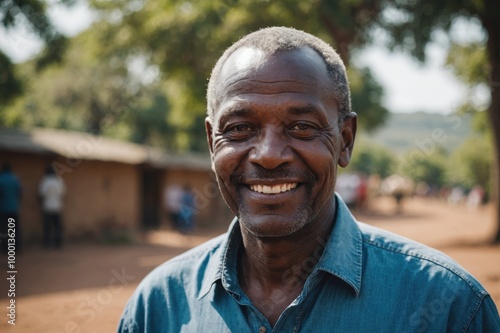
[238,207,313,238]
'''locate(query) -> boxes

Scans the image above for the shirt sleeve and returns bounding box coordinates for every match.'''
[117,292,144,333]
[465,295,500,332]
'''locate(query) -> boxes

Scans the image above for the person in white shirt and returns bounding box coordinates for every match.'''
[39,165,65,249]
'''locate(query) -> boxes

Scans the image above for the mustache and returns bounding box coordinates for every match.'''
[232,165,315,183]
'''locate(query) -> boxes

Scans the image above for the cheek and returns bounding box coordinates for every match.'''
[299,136,339,177]
[212,146,244,210]
[298,139,339,199]
[213,146,241,178]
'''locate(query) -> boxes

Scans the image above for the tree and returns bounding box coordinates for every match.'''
[0,0,74,105]
[444,43,492,198]
[3,0,391,151]
[349,139,395,178]
[2,27,144,135]
[82,0,389,148]
[370,0,500,242]
[400,149,448,188]
[449,135,492,197]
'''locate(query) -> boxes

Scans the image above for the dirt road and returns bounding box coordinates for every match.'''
[1,197,499,332]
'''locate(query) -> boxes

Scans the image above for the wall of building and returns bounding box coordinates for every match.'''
[1,150,232,246]
[162,169,233,229]
[62,159,140,237]
[1,151,140,243]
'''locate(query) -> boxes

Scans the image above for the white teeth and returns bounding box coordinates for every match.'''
[250,183,297,194]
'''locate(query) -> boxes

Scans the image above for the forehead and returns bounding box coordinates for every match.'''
[214,46,333,112]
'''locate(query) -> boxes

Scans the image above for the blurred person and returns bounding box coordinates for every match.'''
[367,173,381,202]
[0,162,22,253]
[179,185,196,233]
[381,174,414,214]
[335,172,360,209]
[355,173,368,211]
[467,185,485,210]
[415,181,430,198]
[448,186,466,206]
[118,27,499,332]
[163,184,183,230]
[38,165,65,249]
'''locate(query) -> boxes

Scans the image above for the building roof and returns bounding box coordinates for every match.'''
[0,127,212,170]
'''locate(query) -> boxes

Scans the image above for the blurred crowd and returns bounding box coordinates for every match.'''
[335,172,487,214]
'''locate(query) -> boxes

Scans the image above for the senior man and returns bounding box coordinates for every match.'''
[119,27,499,332]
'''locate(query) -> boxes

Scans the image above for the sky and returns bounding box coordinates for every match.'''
[0,1,487,115]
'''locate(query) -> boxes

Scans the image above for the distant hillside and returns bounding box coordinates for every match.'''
[358,112,475,154]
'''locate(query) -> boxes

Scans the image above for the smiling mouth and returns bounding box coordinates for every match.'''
[249,183,298,194]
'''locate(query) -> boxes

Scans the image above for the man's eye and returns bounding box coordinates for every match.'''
[231,124,252,132]
[224,124,254,140]
[288,122,317,139]
[290,123,313,131]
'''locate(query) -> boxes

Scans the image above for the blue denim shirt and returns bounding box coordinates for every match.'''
[118,195,500,332]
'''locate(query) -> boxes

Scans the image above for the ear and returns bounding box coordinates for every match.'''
[205,117,216,173]
[338,112,357,168]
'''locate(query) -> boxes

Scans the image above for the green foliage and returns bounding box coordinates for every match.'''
[444,39,492,195]
[1,27,144,132]
[86,0,390,150]
[448,129,492,194]
[0,52,22,104]
[0,0,73,104]
[349,139,395,178]
[399,149,448,187]
[446,42,489,87]
[377,0,481,62]
[348,67,389,132]
[3,0,392,152]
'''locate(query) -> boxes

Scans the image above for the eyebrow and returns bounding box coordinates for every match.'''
[287,105,331,125]
[288,105,321,116]
[216,104,328,128]
[217,108,252,127]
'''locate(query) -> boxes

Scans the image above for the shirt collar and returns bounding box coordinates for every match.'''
[198,218,241,300]
[315,193,363,296]
[198,193,363,299]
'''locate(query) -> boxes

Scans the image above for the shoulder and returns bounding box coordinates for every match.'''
[355,222,500,331]
[119,233,227,332]
[129,233,226,300]
[357,221,488,299]
[148,233,224,280]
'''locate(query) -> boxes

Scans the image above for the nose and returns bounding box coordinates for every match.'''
[248,127,293,169]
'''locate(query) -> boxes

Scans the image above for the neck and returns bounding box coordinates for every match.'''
[237,203,336,325]
[240,220,332,284]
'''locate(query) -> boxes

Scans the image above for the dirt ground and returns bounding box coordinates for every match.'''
[1,196,499,332]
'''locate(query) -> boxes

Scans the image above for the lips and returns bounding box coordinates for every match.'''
[249,183,298,194]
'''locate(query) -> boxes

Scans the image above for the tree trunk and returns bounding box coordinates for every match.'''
[483,0,500,243]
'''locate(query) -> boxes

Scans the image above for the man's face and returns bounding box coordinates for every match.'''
[206,46,355,238]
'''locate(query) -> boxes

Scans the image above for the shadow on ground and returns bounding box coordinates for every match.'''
[0,228,226,298]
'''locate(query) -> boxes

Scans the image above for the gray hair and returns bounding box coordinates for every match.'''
[206,26,351,122]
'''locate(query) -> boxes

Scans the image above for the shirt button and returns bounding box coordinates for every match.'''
[259,326,267,333]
